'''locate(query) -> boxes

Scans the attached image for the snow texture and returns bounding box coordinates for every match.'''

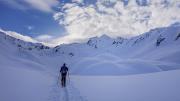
[0,23,180,101]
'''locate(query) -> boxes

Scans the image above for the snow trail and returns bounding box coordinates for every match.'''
[48,75,87,101]
[63,88,69,101]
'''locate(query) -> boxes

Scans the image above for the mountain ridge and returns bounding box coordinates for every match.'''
[0,23,180,49]
[0,23,180,75]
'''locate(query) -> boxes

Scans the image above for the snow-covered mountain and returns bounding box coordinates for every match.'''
[1,23,180,101]
[0,23,180,75]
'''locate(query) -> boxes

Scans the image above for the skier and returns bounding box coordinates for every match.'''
[60,63,69,87]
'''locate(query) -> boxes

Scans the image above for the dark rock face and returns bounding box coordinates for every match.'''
[175,33,180,40]
[156,35,165,46]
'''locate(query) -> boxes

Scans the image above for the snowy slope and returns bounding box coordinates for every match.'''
[0,23,180,75]
[61,24,180,75]
[0,23,180,101]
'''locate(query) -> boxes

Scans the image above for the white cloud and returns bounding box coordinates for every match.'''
[1,1,28,11]
[35,34,54,42]
[72,0,84,3]
[50,34,87,45]
[35,34,66,47]
[1,0,59,13]
[24,0,59,13]
[54,0,180,44]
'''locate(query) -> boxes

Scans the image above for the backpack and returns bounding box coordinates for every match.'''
[61,67,68,74]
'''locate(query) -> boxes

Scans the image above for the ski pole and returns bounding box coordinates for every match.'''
[57,73,61,86]
[58,67,63,87]
[68,72,70,85]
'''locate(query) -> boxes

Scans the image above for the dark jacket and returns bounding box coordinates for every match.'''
[60,65,68,75]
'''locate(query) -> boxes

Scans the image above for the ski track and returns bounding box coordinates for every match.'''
[48,76,87,101]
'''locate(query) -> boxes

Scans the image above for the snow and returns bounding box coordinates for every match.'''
[0,66,52,101]
[72,70,180,101]
[0,23,180,101]
[1,66,180,101]
[71,54,163,75]
[0,29,37,43]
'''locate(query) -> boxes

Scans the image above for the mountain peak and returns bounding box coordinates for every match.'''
[0,29,37,43]
[99,34,111,40]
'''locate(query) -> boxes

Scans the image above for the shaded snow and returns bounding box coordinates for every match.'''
[0,24,180,101]
[72,70,180,101]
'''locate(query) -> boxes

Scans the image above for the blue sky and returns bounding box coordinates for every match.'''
[0,0,179,45]
[0,0,144,38]
[0,0,99,40]
[0,0,66,38]
[0,0,99,41]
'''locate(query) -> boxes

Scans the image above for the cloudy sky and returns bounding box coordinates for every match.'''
[0,0,180,46]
